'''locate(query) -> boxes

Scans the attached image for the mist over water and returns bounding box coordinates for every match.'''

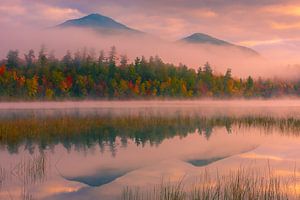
[1,100,300,119]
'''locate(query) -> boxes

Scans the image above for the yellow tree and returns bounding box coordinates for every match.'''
[26,76,39,97]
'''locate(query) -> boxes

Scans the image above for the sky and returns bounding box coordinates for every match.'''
[2,0,300,46]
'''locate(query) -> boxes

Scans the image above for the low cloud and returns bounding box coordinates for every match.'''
[0,0,83,27]
[1,24,300,79]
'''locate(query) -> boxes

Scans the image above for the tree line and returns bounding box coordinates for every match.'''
[0,46,299,99]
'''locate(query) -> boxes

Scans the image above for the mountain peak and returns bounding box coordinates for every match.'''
[80,13,114,22]
[181,32,259,56]
[182,33,229,46]
[57,13,142,34]
[86,13,103,17]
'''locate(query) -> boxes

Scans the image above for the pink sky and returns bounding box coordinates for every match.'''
[1,0,300,45]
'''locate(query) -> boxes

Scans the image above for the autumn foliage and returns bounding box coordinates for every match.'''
[0,65,5,76]
[0,47,299,99]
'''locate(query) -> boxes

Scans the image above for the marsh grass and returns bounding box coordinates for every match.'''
[122,179,186,200]
[2,115,300,153]
[121,167,299,200]
[0,153,48,200]
[0,166,7,191]
[12,153,47,185]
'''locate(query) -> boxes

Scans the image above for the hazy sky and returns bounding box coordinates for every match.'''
[2,0,300,47]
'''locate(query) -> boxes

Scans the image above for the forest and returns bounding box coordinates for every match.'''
[0,46,298,99]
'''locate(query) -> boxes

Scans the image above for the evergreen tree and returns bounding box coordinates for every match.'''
[38,46,48,67]
[6,50,20,68]
[24,49,35,68]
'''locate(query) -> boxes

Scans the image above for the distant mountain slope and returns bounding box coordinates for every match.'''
[57,13,143,35]
[180,33,259,56]
[56,14,259,56]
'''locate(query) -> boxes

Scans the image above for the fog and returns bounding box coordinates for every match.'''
[1,25,300,78]
[1,100,300,119]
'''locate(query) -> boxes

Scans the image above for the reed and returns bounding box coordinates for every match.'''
[121,167,299,200]
[0,154,48,200]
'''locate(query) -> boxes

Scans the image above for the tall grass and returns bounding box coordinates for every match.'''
[121,167,299,200]
[13,153,48,185]
[0,153,48,200]
[0,166,6,191]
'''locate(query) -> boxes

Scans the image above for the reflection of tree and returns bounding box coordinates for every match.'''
[225,123,232,134]
[204,127,213,139]
[1,115,300,155]
[120,136,128,148]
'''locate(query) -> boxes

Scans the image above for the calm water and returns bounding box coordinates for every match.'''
[1,100,300,200]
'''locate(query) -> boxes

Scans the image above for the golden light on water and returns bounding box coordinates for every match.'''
[239,152,284,161]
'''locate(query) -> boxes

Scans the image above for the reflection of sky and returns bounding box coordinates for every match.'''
[2,124,300,200]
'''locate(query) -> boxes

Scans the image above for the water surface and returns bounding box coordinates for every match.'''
[1,100,300,200]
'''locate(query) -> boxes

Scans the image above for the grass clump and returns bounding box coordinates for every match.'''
[121,167,299,200]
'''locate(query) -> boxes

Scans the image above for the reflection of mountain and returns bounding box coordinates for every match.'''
[187,145,259,167]
[188,157,228,167]
[62,145,259,188]
[64,168,129,187]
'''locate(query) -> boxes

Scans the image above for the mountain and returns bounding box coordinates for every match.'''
[180,33,259,56]
[56,13,143,35]
[56,14,259,56]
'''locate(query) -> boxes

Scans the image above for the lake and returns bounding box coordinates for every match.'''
[1,100,300,200]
